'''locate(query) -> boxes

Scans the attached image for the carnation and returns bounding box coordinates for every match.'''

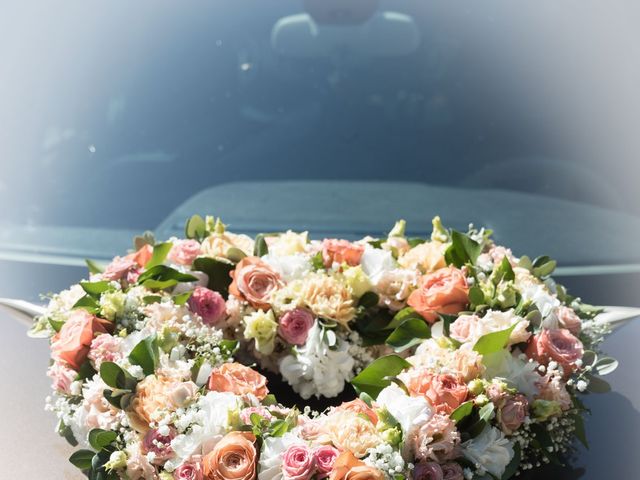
[462,426,514,478]
[297,273,356,327]
[322,410,381,458]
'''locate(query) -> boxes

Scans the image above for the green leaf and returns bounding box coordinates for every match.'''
[185,215,207,241]
[226,247,247,263]
[143,295,162,305]
[69,450,95,470]
[444,230,482,268]
[467,403,495,438]
[473,323,517,355]
[173,291,193,306]
[311,252,324,270]
[358,291,379,309]
[501,442,521,480]
[450,401,474,423]
[350,355,411,398]
[85,259,104,274]
[491,257,515,284]
[592,356,618,376]
[254,234,269,257]
[532,256,557,278]
[129,336,159,376]
[88,429,117,451]
[468,286,485,307]
[145,242,173,270]
[586,374,611,393]
[385,318,431,352]
[80,281,114,297]
[387,307,424,330]
[76,360,97,381]
[99,362,136,390]
[72,295,100,314]
[137,265,198,290]
[133,231,156,251]
[571,413,589,449]
[193,257,235,296]
[57,419,78,447]
[49,318,65,332]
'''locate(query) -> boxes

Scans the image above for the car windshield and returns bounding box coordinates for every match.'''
[1,1,640,266]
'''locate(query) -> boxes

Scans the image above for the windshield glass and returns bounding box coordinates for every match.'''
[1,1,639,264]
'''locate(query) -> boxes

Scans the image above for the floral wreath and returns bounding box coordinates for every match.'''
[31,215,617,480]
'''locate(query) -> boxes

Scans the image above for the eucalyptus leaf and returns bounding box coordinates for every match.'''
[185,215,207,240]
[351,355,411,398]
[226,247,247,263]
[254,233,269,257]
[592,356,618,376]
[586,374,611,393]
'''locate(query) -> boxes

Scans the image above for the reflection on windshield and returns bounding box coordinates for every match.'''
[1,0,639,233]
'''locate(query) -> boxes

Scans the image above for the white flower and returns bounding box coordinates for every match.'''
[258,432,302,480]
[265,231,309,257]
[462,426,514,478]
[376,384,432,438]
[171,391,240,464]
[360,247,396,284]
[279,323,354,399]
[262,253,312,282]
[515,269,560,318]
[482,351,540,399]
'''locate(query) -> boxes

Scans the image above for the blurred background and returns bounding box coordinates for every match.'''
[1,1,640,478]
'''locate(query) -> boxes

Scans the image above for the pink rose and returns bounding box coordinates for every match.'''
[103,244,153,282]
[188,287,227,326]
[47,362,77,394]
[525,328,584,377]
[557,306,581,335]
[496,394,528,435]
[51,310,113,370]
[88,333,123,369]
[413,462,443,480]
[449,314,479,343]
[407,267,469,324]
[169,239,202,266]
[314,446,339,479]
[441,463,463,480]
[278,309,315,345]
[282,445,316,480]
[142,427,176,465]
[229,257,283,310]
[322,239,365,268]
[174,459,204,480]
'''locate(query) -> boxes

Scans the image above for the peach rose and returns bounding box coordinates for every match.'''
[407,267,469,324]
[208,363,268,400]
[398,241,447,273]
[322,239,365,268]
[229,257,282,310]
[334,399,378,425]
[203,432,257,480]
[404,370,468,414]
[51,310,112,370]
[103,244,153,282]
[525,328,584,377]
[329,452,384,480]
